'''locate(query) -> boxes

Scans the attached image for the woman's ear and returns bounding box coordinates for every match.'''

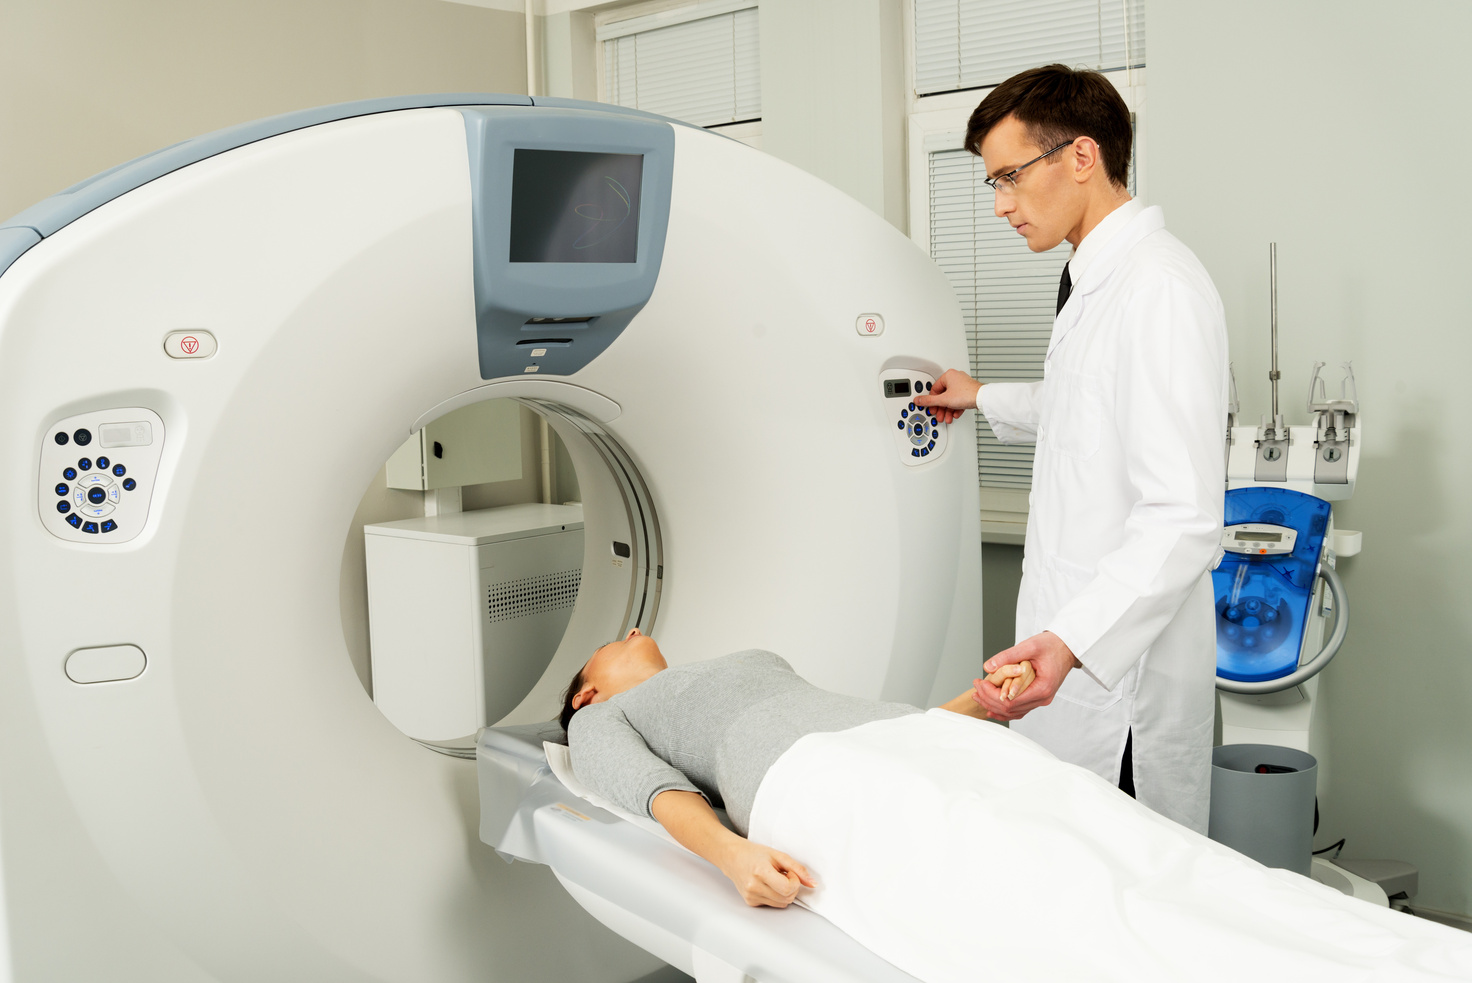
[571,684,596,710]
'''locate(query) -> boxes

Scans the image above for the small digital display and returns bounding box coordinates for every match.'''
[510,150,643,263]
[885,380,912,398]
[1235,530,1283,542]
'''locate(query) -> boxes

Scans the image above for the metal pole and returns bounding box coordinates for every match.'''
[1269,242,1280,423]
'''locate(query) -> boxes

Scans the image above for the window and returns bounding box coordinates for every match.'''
[906,0,1145,538]
[914,0,1145,96]
[598,1,761,145]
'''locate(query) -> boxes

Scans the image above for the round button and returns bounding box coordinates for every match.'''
[913,423,924,435]
[54,432,69,446]
[56,501,71,514]
[73,429,92,446]
[907,402,915,412]
[900,409,908,419]
[54,483,68,496]
[123,478,137,491]
[896,420,904,430]
[112,463,126,477]
[87,487,107,505]
[96,456,110,470]
[913,380,923,392]
[78,458,92,471]
[63,467,77,480]
[926,381,933,392]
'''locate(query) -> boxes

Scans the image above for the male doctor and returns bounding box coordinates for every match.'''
[917,65,1228,832]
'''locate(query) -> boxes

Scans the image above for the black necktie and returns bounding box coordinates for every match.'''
[1056,262,1073,316]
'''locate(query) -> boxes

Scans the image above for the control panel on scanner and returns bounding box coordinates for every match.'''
[880,368,948,466]
[39,408,164,544]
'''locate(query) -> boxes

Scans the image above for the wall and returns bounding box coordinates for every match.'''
[1150,0,1472,919]
[0,0,527,219]
[758,0,908,229]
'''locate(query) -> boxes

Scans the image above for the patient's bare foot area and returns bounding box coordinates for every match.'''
[984,660,1035,701]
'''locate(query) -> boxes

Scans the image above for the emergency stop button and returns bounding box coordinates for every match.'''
[163,330,217,359]
[855,313,884,337]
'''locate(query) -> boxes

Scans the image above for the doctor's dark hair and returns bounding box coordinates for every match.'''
[559,666,587,734]
[965,64,1133,189]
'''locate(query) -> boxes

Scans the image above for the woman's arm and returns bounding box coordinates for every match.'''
[937,660,1036,719]
[651,790,815,908]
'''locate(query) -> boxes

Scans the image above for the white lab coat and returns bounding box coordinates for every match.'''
[979,205,1227,833]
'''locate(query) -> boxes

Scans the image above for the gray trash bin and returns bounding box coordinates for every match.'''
[1207,744,1317,875]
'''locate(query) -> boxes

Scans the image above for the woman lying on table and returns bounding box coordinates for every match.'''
[561,628,1032,907]
[561,630,1472,983]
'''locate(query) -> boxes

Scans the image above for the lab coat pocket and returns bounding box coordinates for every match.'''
[1041,371,1103,461]
[1041,553,1122,712]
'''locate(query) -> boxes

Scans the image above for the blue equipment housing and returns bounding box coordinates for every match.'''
[1214,487,1331,683]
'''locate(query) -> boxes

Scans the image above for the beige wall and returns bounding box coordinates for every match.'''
[757,0,908,230]
[1150,0,1472,919]
[0,0,527,219]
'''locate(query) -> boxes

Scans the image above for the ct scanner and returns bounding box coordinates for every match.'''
[0,95,981,982]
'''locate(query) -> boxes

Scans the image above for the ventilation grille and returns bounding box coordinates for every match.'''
[487,569,581,624]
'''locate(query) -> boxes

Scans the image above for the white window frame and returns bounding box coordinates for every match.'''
[903,34,1147,540]
[593,0,763,148]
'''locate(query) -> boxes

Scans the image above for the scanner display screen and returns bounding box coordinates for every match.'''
[1235,530,1283,542]
[510,150,643,263]
[885,380,912,398]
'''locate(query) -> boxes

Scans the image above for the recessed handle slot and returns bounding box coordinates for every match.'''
[516,338,574,347]
[525,316,594,325]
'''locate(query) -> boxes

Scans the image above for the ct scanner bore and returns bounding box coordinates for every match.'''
[0,96,982,982]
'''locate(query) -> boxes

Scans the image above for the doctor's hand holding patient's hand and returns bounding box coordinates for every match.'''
[914,369,981,424]
[971,631,1081,722]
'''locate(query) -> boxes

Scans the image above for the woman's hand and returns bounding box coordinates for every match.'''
[937,660,1036,719]
[651,789,816,908]
[717,840,815,908]
[986,659,1036,701]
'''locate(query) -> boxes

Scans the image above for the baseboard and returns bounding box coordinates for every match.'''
[1410,905,1472,933]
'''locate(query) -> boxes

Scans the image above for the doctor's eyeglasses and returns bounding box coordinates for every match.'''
[984,140,1075,195]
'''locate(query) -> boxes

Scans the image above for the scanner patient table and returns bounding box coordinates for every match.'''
[478,723,924,983]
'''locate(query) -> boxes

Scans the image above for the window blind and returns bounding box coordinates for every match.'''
[914,0,1145,96]
[928,147,1068,489]
[602,6,760,128]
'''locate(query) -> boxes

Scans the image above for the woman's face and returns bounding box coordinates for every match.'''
[570,628,667,710]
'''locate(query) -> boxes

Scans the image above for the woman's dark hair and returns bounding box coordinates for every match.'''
[965,64,1133,188]
[559,665,587,734]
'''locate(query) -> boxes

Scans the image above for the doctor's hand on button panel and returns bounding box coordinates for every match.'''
[913,369,981,424]
[970,631,1081,722]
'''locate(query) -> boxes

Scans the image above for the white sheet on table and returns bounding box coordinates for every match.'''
[747,708,1472,983]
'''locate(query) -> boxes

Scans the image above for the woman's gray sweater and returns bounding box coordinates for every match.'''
[566,650,919,834]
